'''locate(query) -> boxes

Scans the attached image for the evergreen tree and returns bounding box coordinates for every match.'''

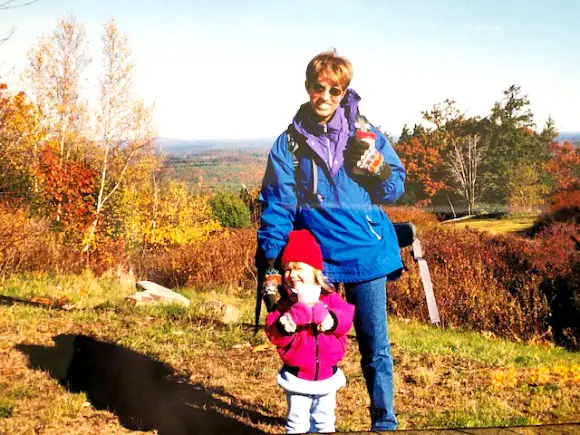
[481,84,550,208]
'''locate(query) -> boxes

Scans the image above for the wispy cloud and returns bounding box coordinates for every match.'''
[473,25,503,33]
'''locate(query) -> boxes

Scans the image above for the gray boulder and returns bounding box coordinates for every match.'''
[126,281,191,308]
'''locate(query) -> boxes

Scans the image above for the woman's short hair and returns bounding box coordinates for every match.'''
[305,49,353,90]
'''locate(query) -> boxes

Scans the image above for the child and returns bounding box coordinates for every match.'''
[265,230,355,434]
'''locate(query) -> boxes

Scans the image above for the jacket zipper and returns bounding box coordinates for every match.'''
[314,325,320,380]
[323,124,332,170]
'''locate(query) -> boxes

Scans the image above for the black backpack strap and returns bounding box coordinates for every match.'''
[287,125,318,200]
[286,124,300,168]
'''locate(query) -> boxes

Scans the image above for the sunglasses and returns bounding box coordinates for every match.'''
[311,83,343,97]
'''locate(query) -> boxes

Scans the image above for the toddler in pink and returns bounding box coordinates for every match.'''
[265,230,355,433]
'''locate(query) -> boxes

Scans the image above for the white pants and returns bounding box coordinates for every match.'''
[285,390,337,434]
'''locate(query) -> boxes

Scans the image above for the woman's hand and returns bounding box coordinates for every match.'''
[345,135,392,181]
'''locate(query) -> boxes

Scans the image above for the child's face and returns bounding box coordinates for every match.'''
[283,261,317,288]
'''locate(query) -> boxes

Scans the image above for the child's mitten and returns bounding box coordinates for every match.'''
[288,302,313,326]
[318,313,335,332]
[311,301,330,325]
[279,313,297,333]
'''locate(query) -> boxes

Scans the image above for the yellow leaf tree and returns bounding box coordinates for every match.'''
[83,19,158,253]
[0,84,44,198]
[121,179,221,249]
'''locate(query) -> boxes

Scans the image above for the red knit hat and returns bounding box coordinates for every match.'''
[281,230,323,270]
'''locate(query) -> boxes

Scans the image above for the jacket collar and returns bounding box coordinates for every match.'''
[292,88,361,139]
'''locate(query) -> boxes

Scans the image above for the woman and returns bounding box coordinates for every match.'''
[257,49,406,431]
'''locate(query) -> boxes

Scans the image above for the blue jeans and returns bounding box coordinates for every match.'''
[285,391,337,434]
[344,276,397,431]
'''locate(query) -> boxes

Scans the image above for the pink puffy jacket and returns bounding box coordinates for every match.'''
[265,289,355,381]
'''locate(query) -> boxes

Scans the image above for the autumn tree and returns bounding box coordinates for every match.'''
[120,179,220,249]
[34,147,97,237]
[446,135,486,215]
[397,99,495,215]
[482,84,551,207]
[83,19,157,252]
[0,84,43,198]
[544,140,580,211]
[23,15,90,160]
[396,134,445,207]
[505,162,550,213]
[547,141,580,192]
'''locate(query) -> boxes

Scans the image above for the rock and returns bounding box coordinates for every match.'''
[126,281,191,308]
[199,300,240,324]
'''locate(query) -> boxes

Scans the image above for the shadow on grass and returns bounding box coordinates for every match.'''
[17,334,282,434]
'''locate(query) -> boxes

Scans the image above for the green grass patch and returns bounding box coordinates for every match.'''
[389,318,579,367]
[0,403,14,419]
[447,214,538,234]
[0,269,136,308]
[429,407,532,428]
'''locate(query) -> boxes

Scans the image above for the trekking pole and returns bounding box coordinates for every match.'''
[411,238,440,325]
[254,266,263,335]
[393,222,440,325]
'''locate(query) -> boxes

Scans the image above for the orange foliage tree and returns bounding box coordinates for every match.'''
[545,140,580,213]
[396,136,445,207]
[35,147,97,237]
[547,141,580,192]
[0,84,44,199]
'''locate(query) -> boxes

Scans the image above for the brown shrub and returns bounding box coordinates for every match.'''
[134,208,578,346]
[4,197,575,347]
[382,206,440,233]
[390,220,579,347]
[531,221,579,349]
[390,227,551,342]
[133,229,257,294]
[0,205,78,275]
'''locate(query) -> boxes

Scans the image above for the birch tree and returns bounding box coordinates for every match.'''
[23,15,90,160]
[446,135,485,215]
[83,19,156,252]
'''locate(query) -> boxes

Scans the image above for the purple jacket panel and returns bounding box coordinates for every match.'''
[292,89,361,178]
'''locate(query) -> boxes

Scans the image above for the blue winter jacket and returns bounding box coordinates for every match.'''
[258,90,406,283]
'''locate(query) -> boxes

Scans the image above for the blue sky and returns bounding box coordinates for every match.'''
[2,0,579,140]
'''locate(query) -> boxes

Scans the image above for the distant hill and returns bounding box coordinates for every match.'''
[556,131,580,146]
[157,130,580,156]
[154,137,274,155]
[163,147,268,192]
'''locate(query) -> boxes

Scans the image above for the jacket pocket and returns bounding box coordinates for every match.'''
[365,215,382,240]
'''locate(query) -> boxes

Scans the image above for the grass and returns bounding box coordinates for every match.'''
[0,272,579,433]
[446,214,538,234]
